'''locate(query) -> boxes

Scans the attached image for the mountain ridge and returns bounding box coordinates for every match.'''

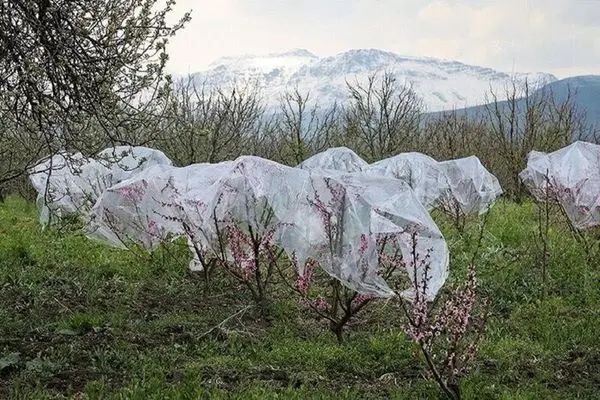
[425,75,600,133]
[188,48,558,112]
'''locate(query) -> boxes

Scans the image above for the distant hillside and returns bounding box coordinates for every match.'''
[425,75,600,133]
[545,76,600,129]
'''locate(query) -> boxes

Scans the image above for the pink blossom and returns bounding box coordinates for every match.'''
[294,260,315,295]
[147,220,159,237]
[403,261,485,382]
[325,178,345,207]
[358,233,368,255]
[312,296,329,312]
[308,193,332,235]
[117,184,145,203]
[353,293,375,308]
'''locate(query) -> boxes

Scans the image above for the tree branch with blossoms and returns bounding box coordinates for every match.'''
[395,229,489,400]
[276,178,407,343]
[190,193,288,316]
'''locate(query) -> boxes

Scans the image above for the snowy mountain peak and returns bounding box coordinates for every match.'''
[209,48,317,67]
[275,48,318,58]
[190,49,558,112]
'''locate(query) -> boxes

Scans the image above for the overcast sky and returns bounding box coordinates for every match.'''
[165,0,600,78]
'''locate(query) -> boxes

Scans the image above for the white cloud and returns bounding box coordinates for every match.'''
[164,0,600,78]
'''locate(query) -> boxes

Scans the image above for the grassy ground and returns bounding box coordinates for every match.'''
[0,196,598,399]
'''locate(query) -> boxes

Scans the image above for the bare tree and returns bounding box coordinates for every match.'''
[483,79,586,200]
[157,77,265,165]
[270,88,342,165]
[0,0,190,189]
[422,109,488,161]
[344,72,424,161]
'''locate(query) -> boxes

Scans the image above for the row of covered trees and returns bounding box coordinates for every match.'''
[0,0,594,201]
[141,72,592,201]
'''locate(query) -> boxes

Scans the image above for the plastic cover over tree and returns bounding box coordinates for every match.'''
[297,146,369,172]
[437,156,503,217]
[88,155,450,300]
[295,169,450,300]
[86,161,235,258]
[29,146,172,225]
[519,141,600,230]
[367,152,450,210]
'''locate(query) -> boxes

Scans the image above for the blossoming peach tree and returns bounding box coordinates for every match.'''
[277,176,489,397]
[276,178,408,343]
[172,189,288,316]
[99,179,174,254]
[529,172,599,290]
[398,228,489,400]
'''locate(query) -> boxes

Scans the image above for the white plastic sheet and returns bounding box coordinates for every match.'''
[29,146,172,225]
[297,146,369,173]
[198,157,449,299]
[87,155,449,300]
[86,161,235,262]
[97,145,173,183]
[520,141,600,229]
[29,152,112,225]
[367,152,450,210]
[297,170,450,300]
[437,156,503,217]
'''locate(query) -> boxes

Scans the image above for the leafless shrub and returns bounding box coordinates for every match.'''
[422,110,488,161]
[482,79,586,200]
[268,88,342,165]
[344,72,424,161]
[156,77,266,165]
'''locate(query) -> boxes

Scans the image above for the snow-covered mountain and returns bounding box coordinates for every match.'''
[187,49,557,112]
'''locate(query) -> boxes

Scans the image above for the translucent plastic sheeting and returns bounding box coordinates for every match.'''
[86,161,235,256]
[519,141,600,230]
[186,157,316,272]
[29,146,173,225]
[192,156,448,299]
[437,156,503,217]
[293,170,450,300]
[367,152,450,210]
[297,146,369,173]
[88,155,449,300]
[86,163,182,251]
[30,152,111,225]
[97,145,173,183]
[88,157,311,272]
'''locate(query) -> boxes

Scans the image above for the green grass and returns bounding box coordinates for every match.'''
[0,197,599,399]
